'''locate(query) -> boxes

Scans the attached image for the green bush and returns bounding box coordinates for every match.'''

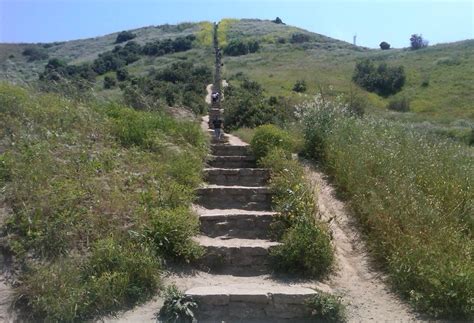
[104,75,117,89]
[293,80,307,93]
[157,285,197,323]
[223,39,260,56]
[300,96,474,319]
[115,31,137,43]
[306,291,346,322]
[290,33,311,44]
[352,59,406,96]
[271,220,333,278]
[250,125,297,160]
[22,47,49,61]
[258,148,334,277]
[144,207,204,263]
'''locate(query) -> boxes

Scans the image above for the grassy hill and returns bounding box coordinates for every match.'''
[218,19,473,125]
[1,19,472,128]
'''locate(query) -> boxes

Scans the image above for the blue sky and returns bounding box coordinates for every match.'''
[1,0,473,48]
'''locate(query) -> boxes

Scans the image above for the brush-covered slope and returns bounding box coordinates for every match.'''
[218,19,473,125]
[1,18,472,126]
[0,22,214,85]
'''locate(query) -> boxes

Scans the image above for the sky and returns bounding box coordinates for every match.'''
[1,0,473,48]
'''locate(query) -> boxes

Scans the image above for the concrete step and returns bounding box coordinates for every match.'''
[204,168,269,187]
[195,236,280,276]
[199,210,277,239]
[196,185,272,211]
[207,155,256,168]
[186,284,317,321]
[211,144,250,156]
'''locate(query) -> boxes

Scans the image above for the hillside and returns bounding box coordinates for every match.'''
[1,19,472,130]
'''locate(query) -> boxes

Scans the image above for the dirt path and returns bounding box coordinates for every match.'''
[303,162,421,322]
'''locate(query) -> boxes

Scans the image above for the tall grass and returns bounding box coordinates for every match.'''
[299,95,473,318]
[0,83,207,320]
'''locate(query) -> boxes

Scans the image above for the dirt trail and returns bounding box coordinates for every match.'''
[303,162,421,322]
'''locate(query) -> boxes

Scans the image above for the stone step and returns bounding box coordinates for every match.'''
[204,168,269,187]
[186,284,317,321]
[211,144,250,156]
[199,210,277,239]
[196,185,272,211]
[195,236,280,276]
[207,155,256,168]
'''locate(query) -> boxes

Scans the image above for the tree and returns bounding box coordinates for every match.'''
[272,17,284,24]
[379,41,391,50]
[410,34,428,50]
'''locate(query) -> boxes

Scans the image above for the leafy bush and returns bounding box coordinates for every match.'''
[103,75,117,89]
[250,125,298,160]
[116,67,130,81]
[271,220,334,278]
[293,79,307,93]
[352,59,406,96]
[290,33,311,43]
[22,47,49,61]
[410,34,428,50]
[223,39,260,56]
[272,17,284,24]
[141,36,194,56]
[299,95,474,319]
[144,207,204,263]
[387,97,410,112]
[92,41,141,75]
[306,291,346,322]
[157,285,197,323]
[379,41,391,50]
[121,61,211,114]
[223,79,297,130]
[115,31,137,43]
[257,147,333,277]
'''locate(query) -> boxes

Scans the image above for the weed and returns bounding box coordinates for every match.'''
[157,285,197,323]
[306,291,346,322]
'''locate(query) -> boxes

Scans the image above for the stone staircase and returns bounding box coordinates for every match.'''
[185,136,317,321]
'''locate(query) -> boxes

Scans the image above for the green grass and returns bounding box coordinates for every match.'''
[0,82,207,320]
[300,95,473,319]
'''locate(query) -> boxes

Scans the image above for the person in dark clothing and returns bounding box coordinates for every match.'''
[212,118,223,139]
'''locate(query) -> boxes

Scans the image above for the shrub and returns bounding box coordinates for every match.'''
[271,220,334,278]
[250,125,296,160]
[103,75,117,89]
[144,207,204,263]
[290,33,311,44]
[116,67,130,81]
[352,59,406,96]
[115,31,136,43]
[142,36,194,56]
[379,41,391,50]
[410,34,428,50]
[22,47,49,61]
[306,291,346,322]
[387,97,410,112]
[157,285,197,323]
[223,39,260,56]
[293,80,307,93]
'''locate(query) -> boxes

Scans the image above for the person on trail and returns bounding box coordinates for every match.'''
[212,118,223,140]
